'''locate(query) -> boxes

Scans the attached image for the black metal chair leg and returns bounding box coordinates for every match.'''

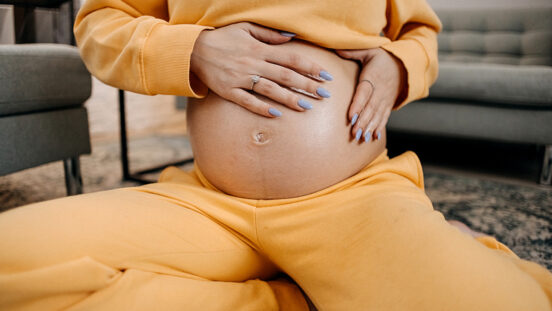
[540,144,552,185]
[63,157,83,195]
[119,90,194,184]
[68,0,75,46]
[118,89,194,184]
[118,89,131,180]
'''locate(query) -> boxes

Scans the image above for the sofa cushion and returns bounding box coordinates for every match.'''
[0,44,91,116]
[429,62,552,108]
[437,7,552,66]
[388,99,552,145]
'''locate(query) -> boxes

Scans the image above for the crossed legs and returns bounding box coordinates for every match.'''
[1,157,551,310]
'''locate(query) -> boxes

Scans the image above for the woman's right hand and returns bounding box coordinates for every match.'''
[190,22,333,118]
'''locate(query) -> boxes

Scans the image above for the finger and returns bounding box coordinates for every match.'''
[336,48,379,62]
[365,106,386,142]
[348,79,375,125]
[261,63,330,99]
[372,107,391,141]
[351,102,376,142]
[227,88,283,118]
[265,49,333,82]
[252,77,312,112]
[243,22,292,45]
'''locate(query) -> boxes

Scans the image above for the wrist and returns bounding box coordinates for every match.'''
[385,50,407,107]
[190,29,211,75]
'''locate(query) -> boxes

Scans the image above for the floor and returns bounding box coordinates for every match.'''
[85,77,187,143]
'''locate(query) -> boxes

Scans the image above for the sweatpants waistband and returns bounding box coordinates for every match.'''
[158,150,425,207]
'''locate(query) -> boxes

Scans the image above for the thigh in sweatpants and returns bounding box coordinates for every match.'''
[0,186,285,311]
[256,166,552,310]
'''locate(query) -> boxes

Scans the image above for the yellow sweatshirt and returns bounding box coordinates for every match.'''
[74,0,441,108]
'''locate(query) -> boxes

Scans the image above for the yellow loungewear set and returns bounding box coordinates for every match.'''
[1,0,551,310]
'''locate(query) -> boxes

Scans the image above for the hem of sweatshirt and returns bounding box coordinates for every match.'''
[142,22,214,97]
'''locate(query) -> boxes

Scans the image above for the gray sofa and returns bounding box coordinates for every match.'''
[387,7,552,184]
[0,44,92,195]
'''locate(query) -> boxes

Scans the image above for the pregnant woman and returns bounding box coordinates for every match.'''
[1,0,551,310]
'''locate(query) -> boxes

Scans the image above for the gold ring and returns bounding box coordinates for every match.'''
[250,75,261,91]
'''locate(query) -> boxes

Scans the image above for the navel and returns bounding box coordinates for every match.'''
[252,130,270,145]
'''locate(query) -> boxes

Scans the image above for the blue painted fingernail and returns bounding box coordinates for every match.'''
[377,131,381,140]
[355,129,363,141]
[316,87,331,98]
[269,107,282,117]
[319,70,333,81]
[298,99,312,110]
[280,31,296,37]
[351,113,358,126]
[364,131,371,143]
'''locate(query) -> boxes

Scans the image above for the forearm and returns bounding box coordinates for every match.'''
[74,0,212,97]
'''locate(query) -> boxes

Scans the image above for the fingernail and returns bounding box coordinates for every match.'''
[364,130,371,143]
[355,129,363,141]
[269,107,282,117]
[280,31,296,37]
[298,99,312,110]
[316,87,331,98]
[319,70,333,81]
[351,113,358,126]
[377,131,381,140]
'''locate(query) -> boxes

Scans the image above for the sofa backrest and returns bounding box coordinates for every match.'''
[436,7,552,66]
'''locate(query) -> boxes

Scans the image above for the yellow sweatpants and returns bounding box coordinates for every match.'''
[0,151,551,310]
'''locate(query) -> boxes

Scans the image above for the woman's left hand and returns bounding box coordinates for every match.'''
[336,48,406,142]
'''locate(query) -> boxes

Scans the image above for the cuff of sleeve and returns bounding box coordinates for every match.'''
[142,23,213,97]
[381,39,429,110]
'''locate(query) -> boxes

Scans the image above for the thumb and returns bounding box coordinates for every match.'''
[336,48,379,62]
[336,49,369,61]
[244,23,293,45]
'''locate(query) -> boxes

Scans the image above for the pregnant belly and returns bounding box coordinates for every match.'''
[187,40,386,199]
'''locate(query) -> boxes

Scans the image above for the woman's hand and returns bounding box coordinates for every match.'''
[191,22,333,118]
[336,48,406,142]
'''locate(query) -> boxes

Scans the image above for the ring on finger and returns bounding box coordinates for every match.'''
[360,79,375,90]
[250,75,261,91]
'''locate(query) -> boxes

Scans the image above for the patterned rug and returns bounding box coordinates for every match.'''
[1,135,550,270]
[424,171,551,269]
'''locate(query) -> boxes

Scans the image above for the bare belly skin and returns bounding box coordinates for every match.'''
[187,40,386,199]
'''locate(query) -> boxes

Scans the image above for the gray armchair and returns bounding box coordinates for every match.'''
[0,43,92,195]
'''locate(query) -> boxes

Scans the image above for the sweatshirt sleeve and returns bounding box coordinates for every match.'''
[74,0,213,97]
[380,0,442,110]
